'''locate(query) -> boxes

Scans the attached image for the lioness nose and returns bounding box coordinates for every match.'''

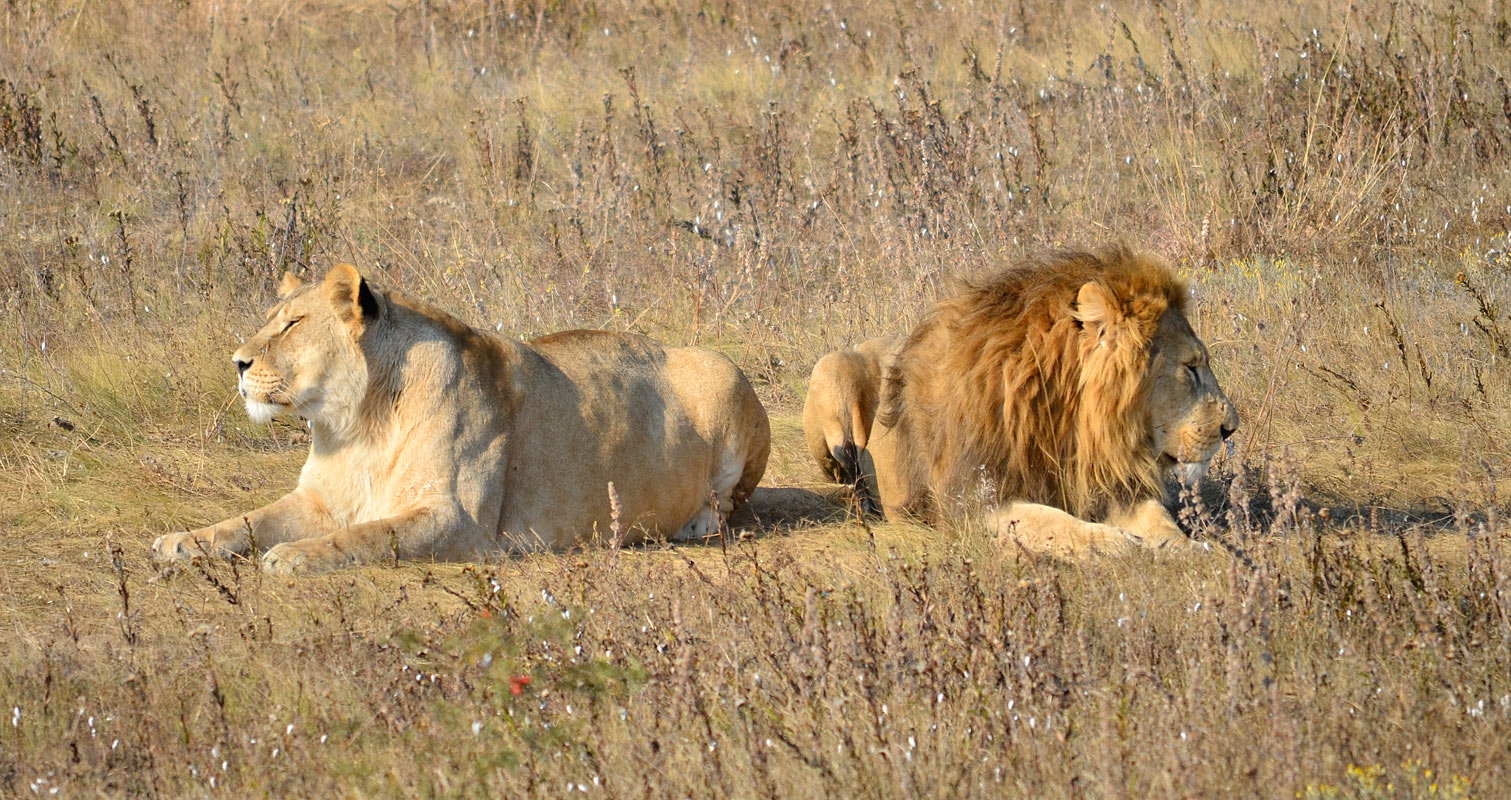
[234,357,252,376]
[1221,422,1237,440]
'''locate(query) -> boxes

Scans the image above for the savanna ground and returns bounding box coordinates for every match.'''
[3,0,1511,796]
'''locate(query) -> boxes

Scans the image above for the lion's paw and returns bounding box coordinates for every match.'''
[1127,529,1196,554]
[1161,534,1207,555]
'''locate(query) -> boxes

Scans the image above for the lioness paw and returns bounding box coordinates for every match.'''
[153,531,215,562]
[262,542,312,575]
[261,540,350,576]
[672,506,722,542]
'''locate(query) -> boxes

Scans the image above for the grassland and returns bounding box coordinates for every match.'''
[3,0,1511,796]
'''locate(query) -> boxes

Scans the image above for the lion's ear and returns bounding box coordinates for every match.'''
[277,271,306,298]
[324,263,381,327]
[1073,281,1123,336]
[1074,280,1160,357]
[1075,280,1148,354]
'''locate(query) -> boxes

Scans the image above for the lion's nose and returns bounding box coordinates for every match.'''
[1220,402,1239,440]
[234,357,252,376]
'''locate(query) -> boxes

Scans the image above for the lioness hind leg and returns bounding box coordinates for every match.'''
[804,418,843,482]
[670,448,748,542]
[988,502,1140,559]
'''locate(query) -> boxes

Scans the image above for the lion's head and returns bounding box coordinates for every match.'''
[232,264,381,427]
[878,245,1237,518]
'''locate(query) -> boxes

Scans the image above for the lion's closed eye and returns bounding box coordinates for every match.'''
[279,316,304,334]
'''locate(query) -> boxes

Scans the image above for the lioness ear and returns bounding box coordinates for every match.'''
[324,263,381,327]
[277,271,305,298]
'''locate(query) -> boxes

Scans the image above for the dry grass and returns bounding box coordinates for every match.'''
[3,0,1511,796]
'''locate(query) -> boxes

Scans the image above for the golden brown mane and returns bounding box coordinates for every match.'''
[878,244,1188,518]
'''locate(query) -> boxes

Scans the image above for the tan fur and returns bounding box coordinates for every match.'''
[868,245,1238,556]
[154,265,770,574]
[801,335,902,484]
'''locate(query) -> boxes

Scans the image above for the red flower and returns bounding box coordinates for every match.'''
[509,675,532,695]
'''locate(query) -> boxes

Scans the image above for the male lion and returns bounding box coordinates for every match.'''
[801,335,901,515]
[153,264,770,574]
[866,245,1238,557]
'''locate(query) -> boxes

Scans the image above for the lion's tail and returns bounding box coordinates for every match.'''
[848,390,871,451]
[875,345,906,430]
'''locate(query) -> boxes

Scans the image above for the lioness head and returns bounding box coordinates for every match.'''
[232,264,381,426]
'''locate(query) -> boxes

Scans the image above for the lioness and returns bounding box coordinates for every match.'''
[867,245,1238,557]
[801,335,901,514]
[153,265,771,574]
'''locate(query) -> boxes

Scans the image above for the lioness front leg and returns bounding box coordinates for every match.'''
[988,502,1141,559]
[153,488,336,562]
[260,506,456,575]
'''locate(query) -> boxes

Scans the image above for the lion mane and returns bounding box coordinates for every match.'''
[877,244,1186,519]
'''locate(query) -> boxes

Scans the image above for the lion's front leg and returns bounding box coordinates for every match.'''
[260,505,457,575]
[153,488,336,562]
[988,502,1141,559]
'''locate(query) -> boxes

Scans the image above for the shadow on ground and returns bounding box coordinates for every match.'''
[731,486,853,534]
[1175,466,1485,539]
[737,467,1483,548]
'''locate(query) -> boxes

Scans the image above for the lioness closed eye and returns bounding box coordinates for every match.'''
[865,245,1238,558]
[153,264,771,574]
